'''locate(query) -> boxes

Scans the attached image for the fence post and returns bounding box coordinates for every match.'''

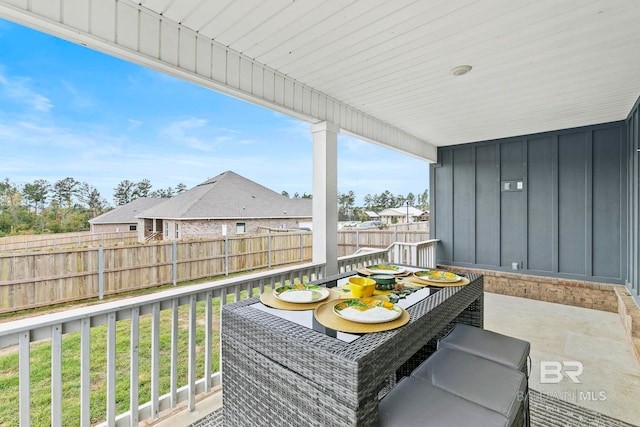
[98,247,104,299]
[225,237,229,276]
[299,233,303,261]
[356,230,360,252]
[268,231,272,268]
[173,241,178,286]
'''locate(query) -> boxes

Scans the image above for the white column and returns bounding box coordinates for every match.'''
[311,121,339,275]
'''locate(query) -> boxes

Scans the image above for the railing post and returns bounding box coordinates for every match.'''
[170,300,179,407]
[106,313,116,426]
[151,303,160,420]
[98,247,104,299]
[129,308,140,426]
[173,241,178,286]
[430,243,437,268]
[204,292,213,392]
[188,295,197,411]
[51,324,62,426]
[19,331,30,426]
[80,318,91,427]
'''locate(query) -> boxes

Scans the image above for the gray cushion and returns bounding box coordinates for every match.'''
[411,348,527,423]
[438,323,530,372]
[379,376,509,427]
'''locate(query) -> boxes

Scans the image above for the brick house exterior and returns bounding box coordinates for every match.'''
[135,171,312,242]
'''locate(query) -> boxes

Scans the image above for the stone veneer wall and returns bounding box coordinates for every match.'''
[440,265,620,312]
[439,265,640,364]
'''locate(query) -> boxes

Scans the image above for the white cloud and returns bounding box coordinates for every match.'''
[31,94,52,112]
[127,119,142,131]
[61,80,94,109]
[157,117,251,152]
[0,71,53,112]
[159,117,212,150]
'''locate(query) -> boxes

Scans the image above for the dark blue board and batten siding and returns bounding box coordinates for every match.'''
[431,121,627,288]
[627,97,640,300]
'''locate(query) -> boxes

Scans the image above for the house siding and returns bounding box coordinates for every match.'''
[627,96,640,302]
[91,223,136,233]
[160,218,310,240]
[431,121,629,292]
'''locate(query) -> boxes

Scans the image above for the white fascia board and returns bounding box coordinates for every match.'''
[0,0,437,163]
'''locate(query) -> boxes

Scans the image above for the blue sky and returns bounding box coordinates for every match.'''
[0,18,431,207]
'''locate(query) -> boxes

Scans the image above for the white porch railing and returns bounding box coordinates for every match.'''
[337,239,439,273]
[388,239,439,267]
[0,240,438,427]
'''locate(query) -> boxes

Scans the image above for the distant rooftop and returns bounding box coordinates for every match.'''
[89,197,164,224]
[137,171,311,220]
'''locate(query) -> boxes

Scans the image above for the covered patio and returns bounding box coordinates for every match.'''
[0,1,639,426]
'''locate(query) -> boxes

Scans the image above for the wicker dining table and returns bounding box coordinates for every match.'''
[221,267,483,427]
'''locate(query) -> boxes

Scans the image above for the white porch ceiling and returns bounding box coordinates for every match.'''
[2,0,640,160]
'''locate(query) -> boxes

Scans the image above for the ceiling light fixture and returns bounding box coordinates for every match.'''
[450,65,472,76]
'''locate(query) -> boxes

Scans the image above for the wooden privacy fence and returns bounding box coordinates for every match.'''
[0,232,312,314]
[0,231,138,252]
[338,223,429,256]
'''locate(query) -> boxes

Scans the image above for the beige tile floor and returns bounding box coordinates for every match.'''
[485,292,640,426]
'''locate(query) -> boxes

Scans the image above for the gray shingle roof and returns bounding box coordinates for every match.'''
[89,197,165,224]
[137,171,312,219]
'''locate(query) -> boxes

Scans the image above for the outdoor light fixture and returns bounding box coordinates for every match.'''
[450,65,472,76]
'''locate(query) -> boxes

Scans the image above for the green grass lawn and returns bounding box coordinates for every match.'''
[0,270,284,427]
[0,298,222,426]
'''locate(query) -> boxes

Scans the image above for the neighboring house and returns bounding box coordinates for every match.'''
[363,211,380,221]
[135,171,312,242]
[89,197,165,234]
[377,206,424,225]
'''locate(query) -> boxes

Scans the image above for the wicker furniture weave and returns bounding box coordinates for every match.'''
[221,270,483,427]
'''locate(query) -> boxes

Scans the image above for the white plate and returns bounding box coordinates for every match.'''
[333,299,402,323]
[273,285,330,303]
[367,264,405,275]
[413,270,462,283]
